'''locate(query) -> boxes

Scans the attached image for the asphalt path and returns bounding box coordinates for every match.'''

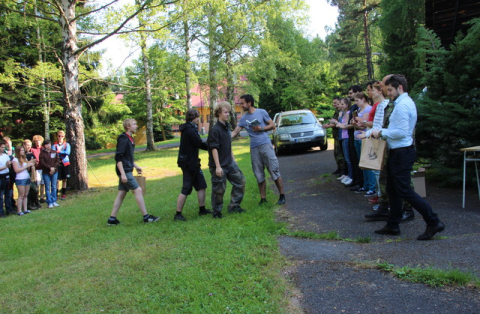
[276,146,480,314]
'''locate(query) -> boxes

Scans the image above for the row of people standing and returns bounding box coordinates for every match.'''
[325,75,445,240]
[0,131,71,218]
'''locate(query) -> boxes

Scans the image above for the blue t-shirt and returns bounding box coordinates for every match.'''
[239,108,272,148]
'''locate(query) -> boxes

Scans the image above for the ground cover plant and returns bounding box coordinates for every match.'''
[1,139,293,313]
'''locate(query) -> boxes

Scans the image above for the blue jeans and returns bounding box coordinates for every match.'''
[42,172,58,205]
[341,139,353,179]
[354,140,376,191]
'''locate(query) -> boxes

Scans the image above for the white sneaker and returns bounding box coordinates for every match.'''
[53,202,59,207]
[343,178,353,185]
[341,176,350,184]
[48,204,54,209]
[337,175,346,181]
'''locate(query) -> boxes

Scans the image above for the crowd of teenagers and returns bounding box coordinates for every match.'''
[0,131,71,217]
[323,74,445,240]
[107,95,286,225]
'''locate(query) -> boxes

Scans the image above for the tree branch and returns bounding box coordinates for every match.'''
[72,0,119,22]
[0,4,59,24]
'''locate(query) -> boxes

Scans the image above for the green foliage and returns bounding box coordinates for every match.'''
[414,19,480,186]
[377,262,480,288]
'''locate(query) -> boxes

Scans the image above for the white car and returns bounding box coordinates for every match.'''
[272,109,328,155]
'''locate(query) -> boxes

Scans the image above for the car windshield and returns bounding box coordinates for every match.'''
[279,113,316,127]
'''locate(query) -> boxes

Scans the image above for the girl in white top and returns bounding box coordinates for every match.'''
[12,146,36,216]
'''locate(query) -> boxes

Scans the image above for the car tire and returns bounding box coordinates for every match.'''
[320,139,328,151]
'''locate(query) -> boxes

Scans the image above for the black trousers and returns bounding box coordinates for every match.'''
[386,146,439,228]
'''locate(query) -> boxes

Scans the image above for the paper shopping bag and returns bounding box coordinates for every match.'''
[134,175,146,195]
[359,138,387,171]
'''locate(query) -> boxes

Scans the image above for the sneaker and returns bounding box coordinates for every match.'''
[343,178,352,185]
[61,194,66,200]
[355,188,368,194]
[24,210,31,214]
[17,212,25,216]
[40,198,46,203]
[48,204,54,209]
[144,215,160,223]
[340,176,349,184]
[368,195,379,204]
[107,217,121,226]
[259,198,268,205]
[277,196,286,205]
[364,191,376,197]
[174,213,187,221]
[337,175,347,181]
[212,210,223,219]
[199,208,213,215]
[53,202,60,207]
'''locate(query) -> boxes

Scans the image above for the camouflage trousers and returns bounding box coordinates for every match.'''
[210,161,246,212]
[334,138,346,173]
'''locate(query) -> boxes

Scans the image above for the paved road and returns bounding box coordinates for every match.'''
[276,147,480,314]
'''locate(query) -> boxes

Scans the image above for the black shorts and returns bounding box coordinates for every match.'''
[58,164,71,180]
[181,168,207,196]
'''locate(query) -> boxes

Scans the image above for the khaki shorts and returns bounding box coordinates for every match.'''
[251,143,281,183]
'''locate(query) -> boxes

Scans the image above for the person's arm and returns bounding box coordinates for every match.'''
[61,143,71,155]
[117,161,127,183]
[231,125,243,138]
[133,162,142,174]
[190,129,208,150]
[252,119,275,132]
[12,159,33,174]
[379,104,409,140]
[211,148,223,177]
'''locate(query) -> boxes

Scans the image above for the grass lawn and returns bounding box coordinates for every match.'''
[1,138,295,313]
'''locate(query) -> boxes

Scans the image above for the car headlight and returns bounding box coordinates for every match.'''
[279,134,290,140]
[314,129,324,136]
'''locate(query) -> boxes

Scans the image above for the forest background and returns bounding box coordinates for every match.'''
[0,0,479,190]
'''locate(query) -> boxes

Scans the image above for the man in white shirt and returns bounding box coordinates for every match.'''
[0,141,12,217]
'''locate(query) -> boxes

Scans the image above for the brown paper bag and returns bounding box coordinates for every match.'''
[134,175,146,194]
[359,138,387,171]
[30,166,36,182]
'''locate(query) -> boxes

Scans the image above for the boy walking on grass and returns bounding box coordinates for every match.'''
[108,119,159,225]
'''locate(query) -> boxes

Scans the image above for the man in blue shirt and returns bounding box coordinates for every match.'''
[231,95,286,205]
[372,75,445,240]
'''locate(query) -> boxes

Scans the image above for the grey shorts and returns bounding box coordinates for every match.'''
[251,143,281,183]
[118,172,139,192]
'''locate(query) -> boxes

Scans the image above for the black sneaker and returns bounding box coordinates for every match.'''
[212,210,223,219]
[277,196,286,205]
[144,215,160,223]
[199,208,213,216]
[40,198,46,203]
[174,213,187,221]
[108,217,120,226]
[259,199,268,205]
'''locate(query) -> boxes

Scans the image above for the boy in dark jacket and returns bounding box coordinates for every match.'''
[174,109,211,221]
[107,119,159,225]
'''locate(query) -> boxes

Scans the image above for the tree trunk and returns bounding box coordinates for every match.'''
[60,0,88,191]
[207,5,218,130]
[35,5,50,139]
[225,51,237,129]
[363,0,373,80]
[184,19,192,110]
[139,29,156,151]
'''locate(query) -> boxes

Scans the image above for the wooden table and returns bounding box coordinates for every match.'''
[461,146,480,208]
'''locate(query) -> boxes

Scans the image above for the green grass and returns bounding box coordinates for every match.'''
[1,140,295,313]
[378,262,480,288]
[280,229,340,240]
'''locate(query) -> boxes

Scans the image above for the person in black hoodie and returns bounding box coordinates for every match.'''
[174,109,211,221]
[107,119,159,225]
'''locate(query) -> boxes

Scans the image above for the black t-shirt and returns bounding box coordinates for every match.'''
[207,121,232,168]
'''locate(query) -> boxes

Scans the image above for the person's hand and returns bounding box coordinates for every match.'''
[322,124,328,129]
[330,119,338,124]
[372,130,381,138]
[357,131,366,139]
[6,160,11,167]
[252,125,262,132]
[135,166,142,175]
[215,166,223,177]
[121,174,127,183]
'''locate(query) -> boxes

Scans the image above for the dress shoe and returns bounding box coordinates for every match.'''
[417,221,445,240]
[365,210,389,221]
[374,225,400,235]
[399,210,414,223]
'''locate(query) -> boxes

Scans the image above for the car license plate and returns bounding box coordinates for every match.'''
[296,138,311,143]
